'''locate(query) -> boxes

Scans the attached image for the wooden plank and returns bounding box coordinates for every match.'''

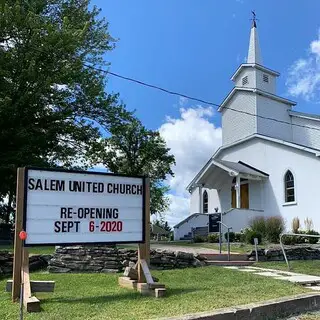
[140,259,154,284]
[137,283,152,296]
[123,267,138,280]
[144,178,150,265]
[12,167,25,302]
[118,277,137,290]
[154,288,166,298]
[22,249,40,312]
[6,280,55,293]
[148,283,165,289]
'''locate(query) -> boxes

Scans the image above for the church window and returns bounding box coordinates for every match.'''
[203,190,208,213]
[263,74,269,83]
[284,170,295,203]
[242,76,248,85]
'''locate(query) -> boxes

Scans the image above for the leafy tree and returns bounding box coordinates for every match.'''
[0,0,131,220]
[89,118,175,216]
[154,219,172,233]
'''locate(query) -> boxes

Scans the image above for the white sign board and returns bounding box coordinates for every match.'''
[24,168,145,245]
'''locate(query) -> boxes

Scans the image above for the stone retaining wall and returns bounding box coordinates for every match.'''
[48,246,205,273]
[0,251,51,276]
[247,245,320,261]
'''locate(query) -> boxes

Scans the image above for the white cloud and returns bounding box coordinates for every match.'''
[286,29,320,102]
[159,102,222,226]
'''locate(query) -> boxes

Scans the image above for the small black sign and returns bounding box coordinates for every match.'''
[208,213,221,233]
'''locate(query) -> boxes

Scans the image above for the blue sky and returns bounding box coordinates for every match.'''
[91,0,320,224]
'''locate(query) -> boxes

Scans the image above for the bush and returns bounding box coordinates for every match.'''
[245,230,262,245]
[307,230,320,244]
[291,217,300,233]
[282,235,295,245]
[207,233,219,243]
[265,216,285,243]
[194,235,206,243]
[234,232,242,242]
[249,216,266,238]
[224,232,235,242]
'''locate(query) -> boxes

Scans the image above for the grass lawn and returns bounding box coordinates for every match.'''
[0,245,55,255]
[255,260,320,276]
[0,266,307,320]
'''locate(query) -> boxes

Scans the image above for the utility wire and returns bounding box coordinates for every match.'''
[85,64,320,134]
[9,44,320,134]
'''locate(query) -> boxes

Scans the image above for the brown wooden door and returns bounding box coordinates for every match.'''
[240,184,249,209]
[231,186,236,208]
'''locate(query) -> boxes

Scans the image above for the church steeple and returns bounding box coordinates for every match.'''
[247,12,262,64]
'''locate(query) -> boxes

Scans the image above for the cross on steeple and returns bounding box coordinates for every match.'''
[250,10,259,28]
[247,10,262,64]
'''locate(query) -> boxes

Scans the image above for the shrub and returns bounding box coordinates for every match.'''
[194,235,206,243]
[265,216,285,243]
[207,233,219,243]
[245,230,262,245]
[282,235,295,245]
[304,217,314,232]
[249,216,266,237]
[307,230,320,244]
[224,231,235,242]
[234,232,242,242]
[292,217,300,233]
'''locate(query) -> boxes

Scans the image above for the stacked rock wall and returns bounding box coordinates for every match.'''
[48,246,204,273]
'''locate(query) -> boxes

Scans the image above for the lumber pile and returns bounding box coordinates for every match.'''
[118,263,166,298]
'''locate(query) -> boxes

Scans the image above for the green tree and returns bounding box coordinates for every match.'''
[90,118,175,216]
[0,0,130,222]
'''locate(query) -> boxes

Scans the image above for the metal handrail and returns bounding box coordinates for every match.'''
[217,221,232,261]
[280,232,320,270]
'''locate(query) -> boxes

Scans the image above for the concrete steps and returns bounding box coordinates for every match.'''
[200,253,249,261]
[205,260,255,267]
[200,253,254,267]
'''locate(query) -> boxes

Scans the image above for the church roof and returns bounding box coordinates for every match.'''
[186,134,320,192]
[218,87,296,112]
[231,63,280,81]
[247,18,262,64]
[289,110,320,122]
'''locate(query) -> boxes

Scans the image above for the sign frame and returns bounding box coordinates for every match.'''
[22,166,147,247]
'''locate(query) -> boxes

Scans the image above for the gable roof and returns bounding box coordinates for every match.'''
[289,110,320,122]
[173,213,207,229]
[218,87,296,112]
[231,63,280,81]
[186,133,320,191]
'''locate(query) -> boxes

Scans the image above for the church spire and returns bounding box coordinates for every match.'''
[247,11,262,64]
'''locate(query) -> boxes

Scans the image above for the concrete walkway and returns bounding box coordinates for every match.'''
[150,243,224,255]
[224,266,320,290]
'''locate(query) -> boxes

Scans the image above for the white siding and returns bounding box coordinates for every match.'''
[291,116,320,150]
[189,187,220,214]
[222,91,257,145]
[234,69,255,88]
[256,95,293,142]
[218,137,320,232]
[255,70,276,94]
[173,214,209,240]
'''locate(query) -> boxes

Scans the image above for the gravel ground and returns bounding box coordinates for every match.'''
[283,311,320,319]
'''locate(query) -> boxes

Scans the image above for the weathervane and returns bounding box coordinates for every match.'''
[250,10,259,27]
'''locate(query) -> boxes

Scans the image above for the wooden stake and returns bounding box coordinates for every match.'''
[138,177,150,283]
[22,248,40,312]
[12,168,25,302]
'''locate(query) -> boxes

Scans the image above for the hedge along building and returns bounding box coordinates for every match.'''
[174,19,320,240]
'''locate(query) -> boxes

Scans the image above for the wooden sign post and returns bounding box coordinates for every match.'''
[11,168,44,312]
[120,178,166,298]
[9,167,156,312]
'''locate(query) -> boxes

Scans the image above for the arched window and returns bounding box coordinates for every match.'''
[203,190,208,213]
[284,170,295,203]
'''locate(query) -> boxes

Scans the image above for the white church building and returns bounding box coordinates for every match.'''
[174,20,320,240]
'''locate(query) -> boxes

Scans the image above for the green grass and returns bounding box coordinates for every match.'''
[255,260,320,276]
[0,266,307,320]
[0,245,55,255]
